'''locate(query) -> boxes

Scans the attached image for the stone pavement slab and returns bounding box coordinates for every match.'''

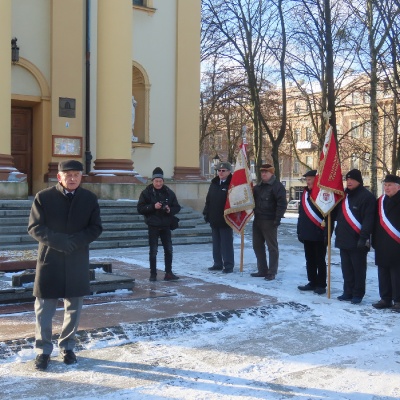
[0,260,277,359]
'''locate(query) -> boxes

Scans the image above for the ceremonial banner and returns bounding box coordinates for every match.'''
[224,144,254,234]
[311,125,344,216]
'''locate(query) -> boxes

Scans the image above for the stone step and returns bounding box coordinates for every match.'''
[0,200,211,250]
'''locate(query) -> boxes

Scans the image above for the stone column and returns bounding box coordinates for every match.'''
[173,0,204,180]
[0,0,12,180]
[89,0,138,183]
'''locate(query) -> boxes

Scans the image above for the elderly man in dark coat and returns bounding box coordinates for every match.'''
[203,161,234,274]
[372,174,400,312]
[251,163,287,281]
[335,169,375,305]
[297,170,328,295]
[28,160,102,371]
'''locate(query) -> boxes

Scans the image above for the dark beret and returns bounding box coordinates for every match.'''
[58,160,83,172]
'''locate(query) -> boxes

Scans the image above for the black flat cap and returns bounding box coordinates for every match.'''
[303,170,317,177]
[383,174,400,184]
[58,160,83,172]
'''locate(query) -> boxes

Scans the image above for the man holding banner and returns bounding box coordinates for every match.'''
[224,139,255,273]
[297,169,328,295]
[203,162,235,274]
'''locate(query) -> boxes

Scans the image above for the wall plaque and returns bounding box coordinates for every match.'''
[59,97,76,118]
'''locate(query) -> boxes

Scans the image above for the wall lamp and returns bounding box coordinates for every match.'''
[11,37,19,63]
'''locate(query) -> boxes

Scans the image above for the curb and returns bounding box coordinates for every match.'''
[0,302,310,361]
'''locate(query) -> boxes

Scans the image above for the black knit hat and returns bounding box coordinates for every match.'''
[152,167,164,180]
[58,160,83,172]
[303,170,317,177]
[383,174,400,184]
[346,169,363,184]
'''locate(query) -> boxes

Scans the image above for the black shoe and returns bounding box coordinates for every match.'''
[298,283,315,291]
[337,294,352,301]
[372,299,392,309]
[222,268,233,274]
[351,297,362,304]
[391,303,400,312]
[62,350,77,365]
[35,354,50,371]
[208,265,223,271]
[149,274,157,282]
[264,274,276,281]
[164,272,180,281]
[250,272,267,277]
[314,287,326,295]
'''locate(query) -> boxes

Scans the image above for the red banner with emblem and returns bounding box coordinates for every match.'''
[224,144,254,233]
[311,124,344,216]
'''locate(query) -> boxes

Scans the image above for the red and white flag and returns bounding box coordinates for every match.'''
[224,144,254,233]
[311,124,344,216]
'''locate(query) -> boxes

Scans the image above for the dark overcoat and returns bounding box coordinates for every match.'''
[28,183,102,298]
[137,184,181,228]
[203,174,232,228]
[334,185,375,249]
[297,188,326,242]
[372,191,400,266]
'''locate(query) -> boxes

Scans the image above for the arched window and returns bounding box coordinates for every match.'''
[132,62,150,144]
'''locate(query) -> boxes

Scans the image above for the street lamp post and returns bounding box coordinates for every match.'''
[212,153,221,176]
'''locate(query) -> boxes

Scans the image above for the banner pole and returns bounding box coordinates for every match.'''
[240,230,244,273]
[327,213,331,299]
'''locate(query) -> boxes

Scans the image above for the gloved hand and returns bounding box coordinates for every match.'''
[273,219,281,227]
[64,236,78,254]
[298,235,304,244]
[357,238,367,249]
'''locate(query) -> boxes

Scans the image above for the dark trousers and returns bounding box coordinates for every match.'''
[377,264,400,304]
[211,226,234,270]
[252,219,279,275]
[148,226,173,274]
[339,248,368,298]
[303,240,327,288]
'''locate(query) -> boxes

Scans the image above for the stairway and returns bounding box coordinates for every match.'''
[0,200,212,251]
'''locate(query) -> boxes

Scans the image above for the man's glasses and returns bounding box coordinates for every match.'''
[217,169,227,172]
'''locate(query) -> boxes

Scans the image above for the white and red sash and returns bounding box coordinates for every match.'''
[378,195,400,244]
[342,195,361,234]
[302,190,324,229]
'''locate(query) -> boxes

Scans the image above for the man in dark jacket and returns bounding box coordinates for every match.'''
[297,170,328,295]
[28,160,102,371]
[203,162,234,273]
[137,167,181,282]
[335,169,375,304]
[371,174,400,312]
[252,163,287,280]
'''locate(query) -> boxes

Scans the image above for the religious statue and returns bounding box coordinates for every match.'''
[131,96,138,142]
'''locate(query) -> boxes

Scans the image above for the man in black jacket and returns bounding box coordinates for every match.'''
[297,170,328,295]
[335,169,375,304]
[372,174,400,312]
[203,162,234,273]
[28,160,103,371]
[137,167,181,282]
[251,163,287,280]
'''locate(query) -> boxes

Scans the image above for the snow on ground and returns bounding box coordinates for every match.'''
[1,213,399,400]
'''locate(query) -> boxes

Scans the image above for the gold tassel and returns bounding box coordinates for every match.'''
[321,220,326,227]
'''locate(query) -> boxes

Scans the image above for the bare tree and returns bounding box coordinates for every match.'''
[202,0,289,180]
